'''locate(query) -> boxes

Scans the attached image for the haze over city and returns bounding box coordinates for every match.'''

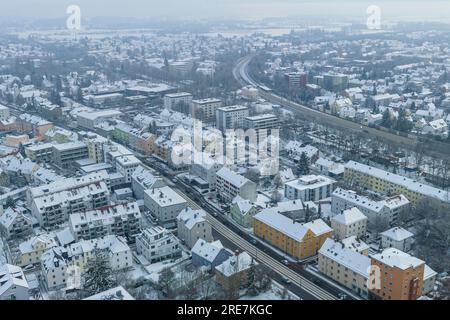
[0,0,450,311]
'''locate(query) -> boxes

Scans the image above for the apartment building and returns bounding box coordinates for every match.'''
[215,167,257,203]
[331,207,368,241]
[131,165,165,200]
[18,234,57,267]
[380,227,414,252]
[136,226,181,263]
[331,187,410,225]
[284,175,335,202]
[341,236,370,256]
[216,105,249,132]
[113,122,155,155]
[318,238,370,298]
[68,202,142,242]
[52,141,89,168]
[0,264,30,300]
[144,186,188,228]
[83,132,109,163]
[115,155,142,184]
[176,207,213,249]
[163,92,193,111]
[370,248,425,300]
[191,239,232,270]
[28,172,110,230]
[16,113,53,141]
[0,207,33,240]
[253,209,333,260]
[24,143,54,163]
[77,110,123,130]
[230,196,259,228]
[191,98,221,123]
[41,235,131,290]
[344,160,450,207]
[190,159,223,191]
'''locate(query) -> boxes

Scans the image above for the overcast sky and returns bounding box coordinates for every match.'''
[1,0,450,21]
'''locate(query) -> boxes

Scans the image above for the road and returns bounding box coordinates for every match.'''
[2,98,343,300]
[169,177,340,300]
[233,55,450,159]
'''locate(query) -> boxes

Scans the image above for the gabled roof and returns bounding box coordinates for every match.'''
[0,264,29,296]
[191,239,224,263]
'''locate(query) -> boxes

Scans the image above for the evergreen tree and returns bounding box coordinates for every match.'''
[83,247,115,295]
[5,196,16,209]
[381,109,391,128]
[298,152,310,175]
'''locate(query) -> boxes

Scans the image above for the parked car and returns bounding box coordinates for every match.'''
[281,276,292,284]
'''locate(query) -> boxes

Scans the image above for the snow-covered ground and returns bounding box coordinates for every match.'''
[240,281,300,300]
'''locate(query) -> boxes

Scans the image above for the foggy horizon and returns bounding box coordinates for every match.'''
[1,0,450,23]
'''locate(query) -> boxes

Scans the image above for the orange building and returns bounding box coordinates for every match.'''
[253,208,333,260]
[369,248,425,300]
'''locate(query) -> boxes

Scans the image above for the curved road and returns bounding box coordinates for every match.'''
[233,55,450,159]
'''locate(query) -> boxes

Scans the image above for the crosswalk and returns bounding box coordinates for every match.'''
[172,187,337,300]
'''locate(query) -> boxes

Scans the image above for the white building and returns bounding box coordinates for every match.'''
[144,186,188,228]
[41,235,132,290]
[318,238,370,299]
[68,202,142,242]
[341,236,370,255]
[131,165,165,200]
[18,233,58,267]
[52,141,89,168]
[28,171,110,229]
[332,188,410,225]
[163,92,193,111]
[136,226,181,263]
[176,207,213,249]
[191,98,221,123]
[284,175,335,202]
[77,110,123,130]
[216,105,249,132]
[331,207,368,241]
[0,207,33,240]
[115,155,142,183]
[190,158,223,191]
[84,286,134,300]
[215,167,257,202]
[0,104,10,121]
[0,264,29,300]
[380,227,414,252]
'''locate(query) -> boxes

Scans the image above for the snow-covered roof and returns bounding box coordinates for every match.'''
[331,207,367,225]
[216,167,251,188]
[0,264,29,297]
[319,238,370,277]
[215,252,256,277]
[84,286,134,300]
[191,239,224,263]
[341,236,370,254]
[254,209,331,241]
[285,175,335,192]
[371,248,424,270]
[380,227,414,242]
[177,207,207,230]
[144,186,187,207]
[345,161,450,203]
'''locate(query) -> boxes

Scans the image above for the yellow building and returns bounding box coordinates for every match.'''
[344,161,450,207]
[253,208,333,260]
[18,234,57,267]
